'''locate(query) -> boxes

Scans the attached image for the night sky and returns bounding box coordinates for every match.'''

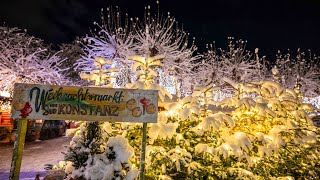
[1,0,320,58]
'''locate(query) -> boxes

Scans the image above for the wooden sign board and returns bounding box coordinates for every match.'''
[10,83,158,123]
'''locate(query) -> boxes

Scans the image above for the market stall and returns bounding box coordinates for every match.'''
[0,111,13,143]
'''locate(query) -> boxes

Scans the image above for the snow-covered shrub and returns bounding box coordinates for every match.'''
[154,79,320,179]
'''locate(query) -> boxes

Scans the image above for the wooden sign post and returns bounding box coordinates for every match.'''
[9,119,27,180]
[9,83,158,180]
[139,122,148,180]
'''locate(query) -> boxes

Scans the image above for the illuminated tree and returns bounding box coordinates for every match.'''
[273,49,320,108]
[197,38,268,87]
[132,4,201,96]
[80,56,119,87]
[75,5,200,96]
[74,7,135,73]
[195,38,269,103]
[274,49,320,97]
[0,26,69,103]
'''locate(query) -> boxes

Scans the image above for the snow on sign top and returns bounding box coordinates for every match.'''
[10,83,158,123]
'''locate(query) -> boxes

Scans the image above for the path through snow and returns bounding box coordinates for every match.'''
[0,136,71,179]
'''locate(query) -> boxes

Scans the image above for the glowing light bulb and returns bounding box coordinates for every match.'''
[176,133,183,140]
[95,56,106,65]
[166,110,176,117]
[223,144,230,150]
[0,91,10,98]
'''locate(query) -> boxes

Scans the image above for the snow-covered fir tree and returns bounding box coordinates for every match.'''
[74,6,135,74]
[58,56,138,180]
[62,122,138,180]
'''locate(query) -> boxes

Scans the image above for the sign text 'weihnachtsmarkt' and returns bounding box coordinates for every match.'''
[11,83,158,123]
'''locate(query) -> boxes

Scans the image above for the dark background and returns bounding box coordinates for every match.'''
[1,0,320,59]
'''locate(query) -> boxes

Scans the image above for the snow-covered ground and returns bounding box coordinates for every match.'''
[0,136,71,179]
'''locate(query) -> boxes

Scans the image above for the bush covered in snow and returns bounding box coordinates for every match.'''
[62,122,138,180]
[133,79,320,179]
[60,77,320,179]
